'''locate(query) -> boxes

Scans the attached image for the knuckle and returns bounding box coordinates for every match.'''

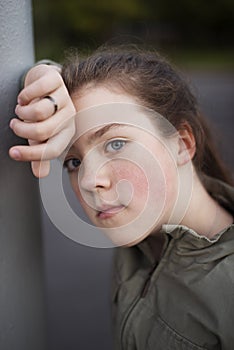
[26,64,51,81]
[28,148,36,160]
[21,146,37,161]
[47,69,63,87]
[51,69,63,83]
[13,120,23,135]
[63,106,76,122]
[20,89,32,103]
[34,124,48,141]
[37,78,48,93]
[15,107,24,120]
[33,104,46,120]
[48,143,60,158]
[12,122,19,134]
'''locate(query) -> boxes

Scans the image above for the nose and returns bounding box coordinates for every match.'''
[78,156,111,193]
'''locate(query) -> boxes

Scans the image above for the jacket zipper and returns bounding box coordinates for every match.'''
[120,236,174,349]
[120,263,158,349]
[140,235,173,299]
[140,263,158,298]
[140,235,172,298]
[120,294,141,350]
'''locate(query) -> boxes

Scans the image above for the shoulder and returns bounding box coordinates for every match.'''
[142,227,234,348]
[166,224,234,290]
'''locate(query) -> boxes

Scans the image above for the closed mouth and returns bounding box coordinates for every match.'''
[97,205,125,219]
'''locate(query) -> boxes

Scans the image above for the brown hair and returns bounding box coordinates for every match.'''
[62,46,233,185]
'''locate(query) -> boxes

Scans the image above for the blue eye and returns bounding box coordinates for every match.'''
[105,139,126,152]
[63,158,81,172]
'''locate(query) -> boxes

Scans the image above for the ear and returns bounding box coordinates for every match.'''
[177,122,196,166]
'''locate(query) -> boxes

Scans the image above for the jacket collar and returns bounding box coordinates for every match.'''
[138,176,234,264]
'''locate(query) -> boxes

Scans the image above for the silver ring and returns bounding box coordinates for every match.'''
[44,95,58,115]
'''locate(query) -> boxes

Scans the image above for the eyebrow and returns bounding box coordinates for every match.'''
[88,123,124,144]
[68,123,126,154]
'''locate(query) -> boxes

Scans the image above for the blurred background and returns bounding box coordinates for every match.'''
[33,0,234,69]
[31,0,234,349]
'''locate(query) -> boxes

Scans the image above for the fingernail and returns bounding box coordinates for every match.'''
[17,97,23,105]
[10,149,21,160]
[15,104,19,114]
[9,119,14,129]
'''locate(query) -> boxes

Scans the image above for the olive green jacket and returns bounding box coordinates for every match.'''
[112,177,234,350]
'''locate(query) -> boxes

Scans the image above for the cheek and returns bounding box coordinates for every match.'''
[69,175,83,204]
[112,161,149,203]
[116,153,178,216]
[70,178,94,217]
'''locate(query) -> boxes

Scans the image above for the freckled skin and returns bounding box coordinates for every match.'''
[67,87,180,245]
[114,161,148,195]
[71,147,176,238]
[71,159,150,228]
[111,160,149,212]
[65,86,233,245]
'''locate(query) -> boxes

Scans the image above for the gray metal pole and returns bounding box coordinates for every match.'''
[0,1,47,349]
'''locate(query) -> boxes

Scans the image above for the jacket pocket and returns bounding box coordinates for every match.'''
[147,316,214,350]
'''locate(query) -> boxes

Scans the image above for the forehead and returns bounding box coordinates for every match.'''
[73,105,161,142]
[71,85,139,111]
[70,86,173,147]
[72,100,165,143]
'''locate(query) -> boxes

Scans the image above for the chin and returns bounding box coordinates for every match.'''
[98,224,151,248]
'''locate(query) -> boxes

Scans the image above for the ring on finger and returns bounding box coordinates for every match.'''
[43,95,58,115]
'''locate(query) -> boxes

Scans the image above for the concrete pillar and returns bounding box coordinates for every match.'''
[0,0,47,349]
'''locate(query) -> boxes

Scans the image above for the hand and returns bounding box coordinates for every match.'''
[9,64,76,178]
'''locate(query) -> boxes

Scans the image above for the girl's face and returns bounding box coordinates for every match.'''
[65,86,181,246]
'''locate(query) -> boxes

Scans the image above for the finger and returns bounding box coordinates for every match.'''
[9,127,75,161]
[28,140,50,177]
[18,69,64,106]
[31,160,50,178]
[15,86,71,122]
[24,64,61,85]
[9,143,48,161]
[10,109,74,142]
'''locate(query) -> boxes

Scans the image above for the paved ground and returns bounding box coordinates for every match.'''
[42,71,234,350]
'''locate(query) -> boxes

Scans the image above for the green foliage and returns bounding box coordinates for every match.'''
[32,0,234,64]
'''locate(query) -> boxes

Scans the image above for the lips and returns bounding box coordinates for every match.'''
[97,205,125,219]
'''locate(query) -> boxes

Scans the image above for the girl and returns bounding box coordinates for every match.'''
[9,48,234,349]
